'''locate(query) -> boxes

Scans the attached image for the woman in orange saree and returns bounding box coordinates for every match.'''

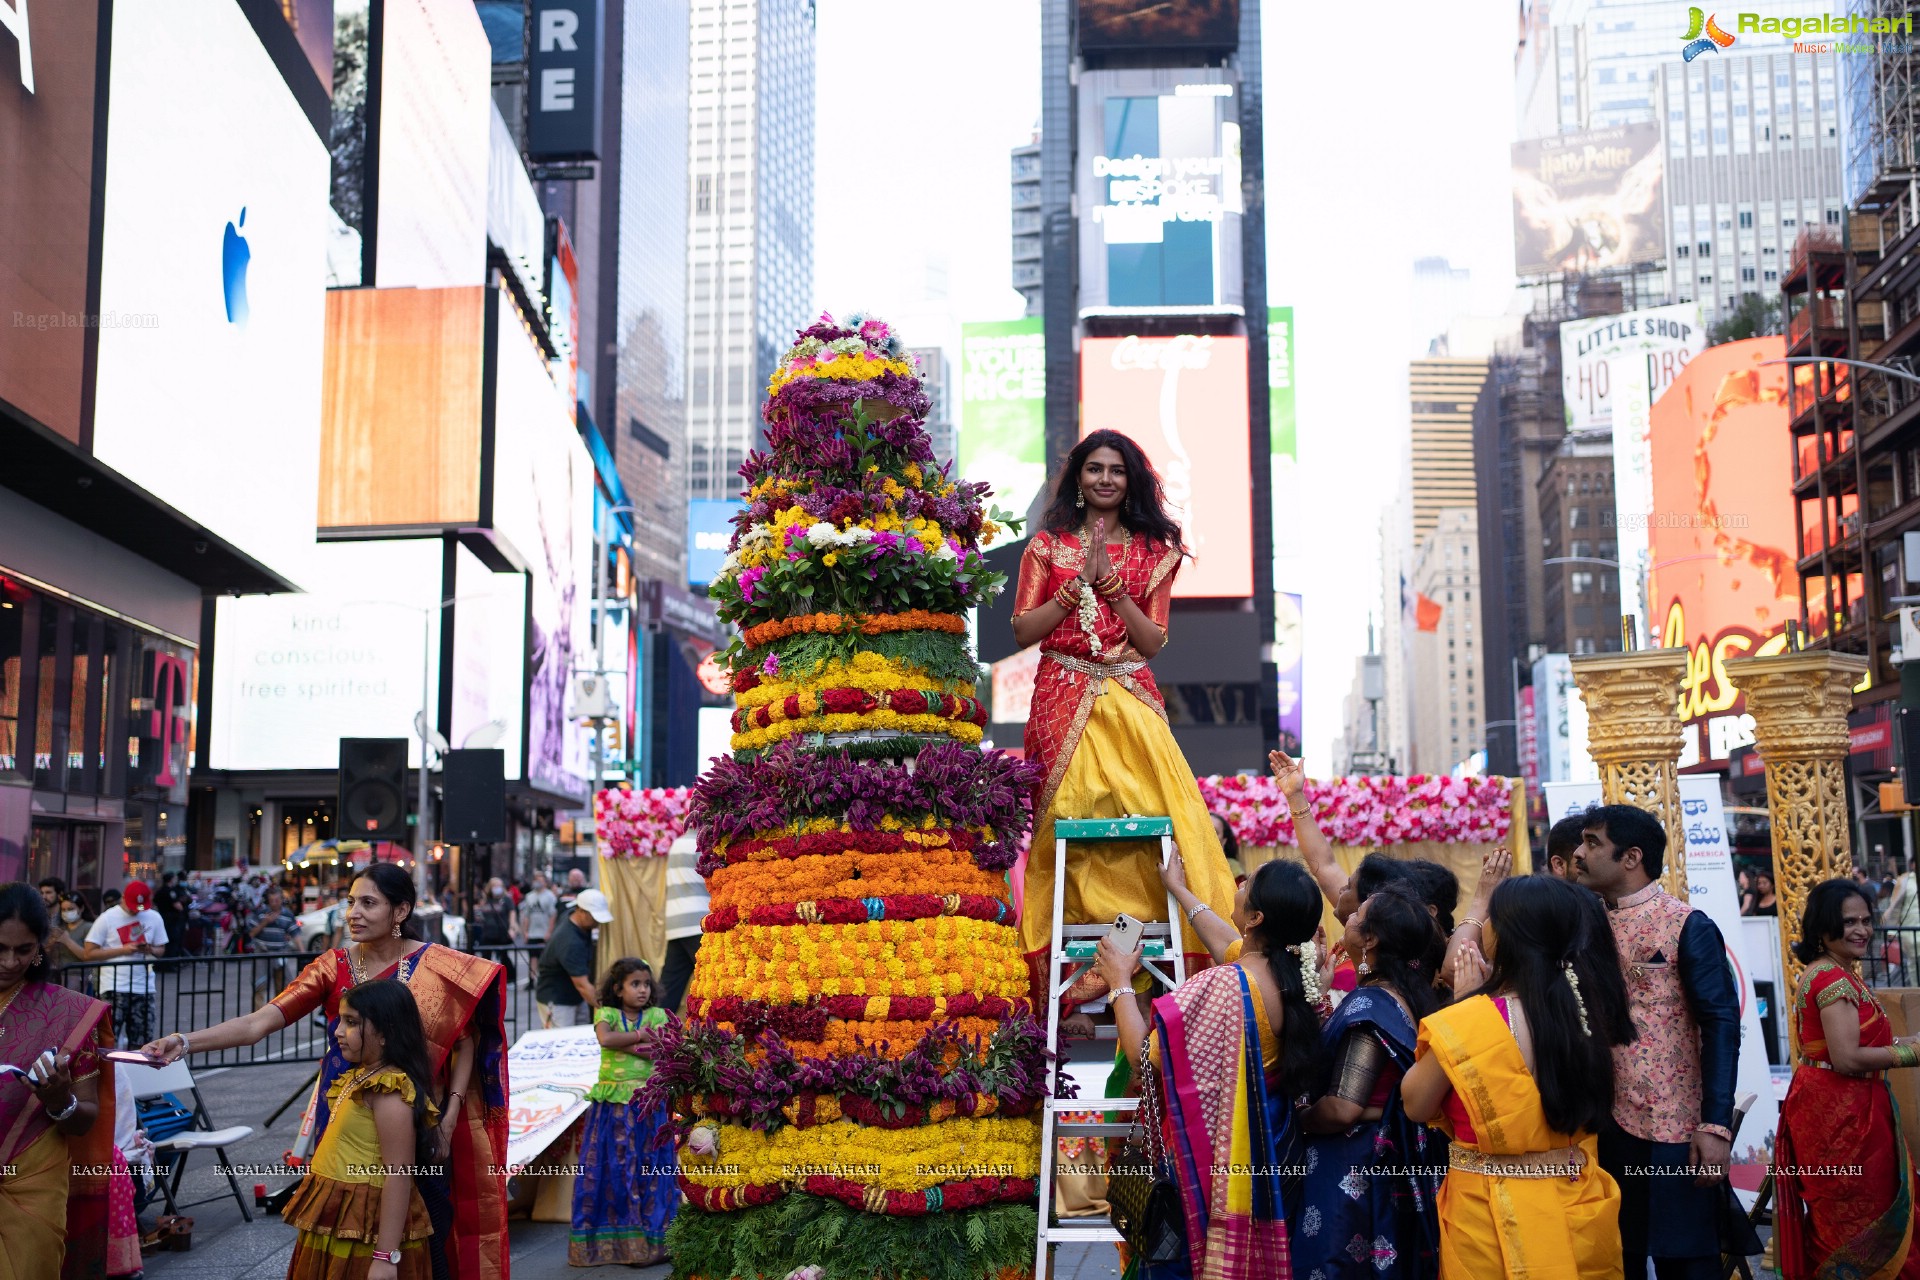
[0,882,116,1280]
[1775,878,1920,1280]
[1403,875,1633,1279]
[1011,429,1238,1018]
[144,865,511,1278]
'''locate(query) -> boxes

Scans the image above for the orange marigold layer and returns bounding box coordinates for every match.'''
[707,846,1006,911]
[740,610,967,649]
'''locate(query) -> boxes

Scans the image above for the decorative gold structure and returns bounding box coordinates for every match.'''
[1724,649,1867,1052]
[1570,648,1691,902]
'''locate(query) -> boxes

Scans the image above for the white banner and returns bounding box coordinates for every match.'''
[1612,351,1654,643]
[502,1025,602,1174]
[1541,778,1779,1190]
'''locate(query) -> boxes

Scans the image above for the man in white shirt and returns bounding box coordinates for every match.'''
[660,833,709,1015]
[85,880,169,1048]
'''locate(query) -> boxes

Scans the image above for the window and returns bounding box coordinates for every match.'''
[1742,267,1756,282]
[1827,209,1842,225]
[1699,241,1712,256]
[1738,210,1753,228]
[1571,572,1594,595]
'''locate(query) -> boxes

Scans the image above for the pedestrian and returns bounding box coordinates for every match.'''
[569,957,676,1266]
[1774,878,1920,1278]
[521,874,558,952]
[248,885,300,1009]
[280,978,437,1279]
[1742,869,1778,916]
[660,833,708,1016]
[476,878,520,984]
[1575,804,1742,1280]
[43,893,92,982]
[1402,875,1635,1276]
[537,889,612,1027]
[1542,811,1591,881]
[83,880,167,1049]
[157,872,190,958]
[559,868,588,914]
[0,882,117,1279]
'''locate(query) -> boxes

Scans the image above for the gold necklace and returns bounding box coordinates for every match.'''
[350,941,421,988]
[0,983,21,1041]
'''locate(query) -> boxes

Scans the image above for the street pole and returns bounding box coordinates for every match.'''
[590,505,638,883]
[418,616,432,898]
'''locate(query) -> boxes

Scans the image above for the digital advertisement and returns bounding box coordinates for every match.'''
[1511,123,1665,277]
[90,0,331,585]
[1080,334,1253,599]
[958,318,1047,528]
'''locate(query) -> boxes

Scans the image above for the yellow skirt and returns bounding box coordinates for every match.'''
[1018,678,1239,961]
[0,1127,70,1280]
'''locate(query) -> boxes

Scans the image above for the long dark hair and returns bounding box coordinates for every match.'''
[1039,429,1187,552]
[1468,875,1634,1137]
[598,956,655,1011]
[1355,883,1443,1021]
[1402,859,1460,935]
[0,883,53,983]
[1243,860,1325,1099]
[1793,878,1872,964]
[356,864,424,942]
[339,979,439,1158]
[1350,852,1408,905]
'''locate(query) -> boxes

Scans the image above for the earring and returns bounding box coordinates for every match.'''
[1075,486,1085,508]
[1356,956,1372,975]
[391,924,401,939]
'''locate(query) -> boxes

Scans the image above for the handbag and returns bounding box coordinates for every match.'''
[1105,1053,1189,1268]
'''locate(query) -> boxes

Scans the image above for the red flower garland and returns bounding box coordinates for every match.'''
[713,826,982,867]
[731,687,987,732]
[679,1174,1037,1216]
[702,892,1012,934]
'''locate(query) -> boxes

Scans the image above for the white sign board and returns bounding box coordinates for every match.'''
[1558,302,1704,435]
[1531,654,1596,784]
[503,1025,602,1174]
[1542,777,1780,1187]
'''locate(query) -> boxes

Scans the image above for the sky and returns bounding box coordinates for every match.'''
[814,0,1521,774]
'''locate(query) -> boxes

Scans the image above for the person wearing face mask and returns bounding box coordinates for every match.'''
[40,896,92,981]
[1774,878,1920,1280]
[476,879,520,985]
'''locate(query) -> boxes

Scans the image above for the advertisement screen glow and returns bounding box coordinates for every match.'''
[1080,335,1252,599]
[91,0,330,583]
[375,0,491,288]
[958,319,1047,529]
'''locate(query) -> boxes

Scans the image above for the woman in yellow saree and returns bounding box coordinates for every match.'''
[1403,875,1635,1279]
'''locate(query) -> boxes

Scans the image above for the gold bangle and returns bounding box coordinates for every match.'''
[1454,917,1485,934]
[1288,801,1311,818]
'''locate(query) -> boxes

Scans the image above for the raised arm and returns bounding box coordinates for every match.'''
[1268,750,1344,911]
[1444,849,1510,979]
[1160,848,1238,963]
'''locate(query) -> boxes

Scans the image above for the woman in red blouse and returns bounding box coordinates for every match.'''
[1009,430,1239,1017]
[1775,876,1920,1279]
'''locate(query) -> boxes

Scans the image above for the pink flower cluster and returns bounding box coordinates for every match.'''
[594,786,696,858]
[1196,774,1515,848]
[598,773,1514,859]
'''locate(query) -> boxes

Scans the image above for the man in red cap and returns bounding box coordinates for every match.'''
[84,879,169,1048]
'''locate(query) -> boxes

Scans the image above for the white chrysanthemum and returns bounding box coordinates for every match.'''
[932,541,958,562]
[805,522,838,547]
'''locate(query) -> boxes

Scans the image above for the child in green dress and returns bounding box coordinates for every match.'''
[568,957,677,1266]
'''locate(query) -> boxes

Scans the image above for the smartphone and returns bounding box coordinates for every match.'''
[104,1049,168,1067]
[1107,913,1145,954]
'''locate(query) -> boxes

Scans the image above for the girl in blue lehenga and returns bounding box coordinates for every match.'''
[1295,883,1444,1279]
[570,958,677,1266]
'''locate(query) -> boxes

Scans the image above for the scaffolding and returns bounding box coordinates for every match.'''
[1848,2,1920,237]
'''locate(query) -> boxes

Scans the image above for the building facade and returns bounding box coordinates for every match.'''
[1411,509,1485,774]
[1537,438,1624,655]
[1409,358,1489,544]
[684,0,815,501]
[1011,133,1042,316]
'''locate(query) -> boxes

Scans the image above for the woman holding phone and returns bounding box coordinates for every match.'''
[0,881,116,1280]
[1011,430,1239,1023]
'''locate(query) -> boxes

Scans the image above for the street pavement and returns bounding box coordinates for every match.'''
[130,1058,1121,1280]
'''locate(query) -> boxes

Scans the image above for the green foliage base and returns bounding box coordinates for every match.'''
[667,1197,1036,1280]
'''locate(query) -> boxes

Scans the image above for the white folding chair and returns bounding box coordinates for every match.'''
[118,1058,256,1222]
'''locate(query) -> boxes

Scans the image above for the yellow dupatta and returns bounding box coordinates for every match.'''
[1416,995,1623,1280]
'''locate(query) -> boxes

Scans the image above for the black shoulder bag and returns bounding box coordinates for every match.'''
[1104,1052,1189,1268]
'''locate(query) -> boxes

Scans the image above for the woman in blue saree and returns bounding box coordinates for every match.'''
[1295,883,1444,1279]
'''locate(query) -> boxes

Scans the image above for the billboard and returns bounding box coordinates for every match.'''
[959,319,1047,525]
[450,541,527,778]
[489,289,594,800]
[91,0,331,584]
[1512,124,1664,277]
[1648,337,1797,763]
[209,540,445,771]
[373,0,491,288]
[1080,334,1252,599]
[1077,0,1239,50]
[1275,592,1303,755]
[1560,303,1704,436]
[1269,305,1299,563]
[688,498,745,587]
[527,0,604,160]
[1077,67,1243,312]
[0,0,102,444]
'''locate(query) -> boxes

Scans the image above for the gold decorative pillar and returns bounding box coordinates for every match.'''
[1570,649,1691,902]
[1724,650,1866,1045]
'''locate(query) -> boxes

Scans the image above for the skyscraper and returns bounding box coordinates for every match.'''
[1411,509,1484,774]
[1011,132,1042,316]
[1409,357,1489,544]
[684,0,815,501]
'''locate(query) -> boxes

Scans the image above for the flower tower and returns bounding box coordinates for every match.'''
[647,314,1049,1280]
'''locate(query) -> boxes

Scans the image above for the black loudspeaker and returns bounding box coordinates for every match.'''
[339,738,409,841]
[442,749,507,844]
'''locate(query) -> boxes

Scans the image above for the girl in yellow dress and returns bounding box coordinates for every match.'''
[282,978,438,1280]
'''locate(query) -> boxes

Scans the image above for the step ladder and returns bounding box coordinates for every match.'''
[1034,815,1187,1280]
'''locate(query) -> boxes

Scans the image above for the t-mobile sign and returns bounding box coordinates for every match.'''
[527,0,602,161]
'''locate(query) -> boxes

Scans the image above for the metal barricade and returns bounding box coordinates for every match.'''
[53,942,553,1066]
[1864,925,1920,989]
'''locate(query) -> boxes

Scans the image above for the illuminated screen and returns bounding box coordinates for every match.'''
[490,291,594,800]
[209,540,444,771]
[1648,337,1798,748]
[374,0,491,288]
[1076,68,1242,313]
[90,0,330,584]
[1080,335,1252,599]
[1077,0,1239,50]
[688,498,745,587]
[959,319,1047,531]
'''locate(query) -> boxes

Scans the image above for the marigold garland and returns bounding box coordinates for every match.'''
[687,917,1027,1004]
[707,824,982,868]
[707,847,1007,911]
[727,1016,1003,1062]
[679,1116,1041,1195]
[681,1174,1037,1217]
[740,610,967,650]
[705,893,1011,935]
[733,652,975,707]
[730,710,984,754]
[685,993,1030,1030]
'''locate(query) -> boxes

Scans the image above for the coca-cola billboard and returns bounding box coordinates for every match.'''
[1079,334,1252,599]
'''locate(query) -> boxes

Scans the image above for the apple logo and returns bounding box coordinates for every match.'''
[222,207,251,327]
